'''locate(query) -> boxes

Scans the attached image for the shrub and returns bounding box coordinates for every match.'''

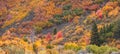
[53,14,63,20]
[23,36,28,42]
[33,40,41,54]
[55,19,63,24]
[33,44,37,54]
[55,31,63,39]
[72,8,84,16]
[83,18,94,25]
[53,14,63,24]
[46,21,53,27]
[38,50,47,54]
[63,50,76,54]
[47,49,59,54]
[64,42,81,51]
[94,0,104,4]
[99,46,118,54]
[46,45,54,49]
[108,7,119,17]
[73,16,80,24]
[63,15,73,22]
[75,26,83,34]
[86,45,119,54]
[86,45,99,54]
[62,10,72,16]
[2,45,25,54]
[63,4,72,10]
[45,33,52,41]
[62,10,73,22]
[33,26,42,34]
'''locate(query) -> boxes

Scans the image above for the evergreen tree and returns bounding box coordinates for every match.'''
[99,23,114,36]
[105,24,109,33]
[102,26,106,36]
[91,21,101,46]
[97,23,115,45]
[107,24,113,32]
[113,19,120,40]
[53,28,57,35]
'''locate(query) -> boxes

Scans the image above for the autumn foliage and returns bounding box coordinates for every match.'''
[55,31,63,40]
[45,33,52,41]
[0,0,120,54]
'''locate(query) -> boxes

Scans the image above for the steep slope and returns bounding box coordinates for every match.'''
[0,11,34,36]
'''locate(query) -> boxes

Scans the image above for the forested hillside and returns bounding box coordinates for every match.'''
[0,0,120,54]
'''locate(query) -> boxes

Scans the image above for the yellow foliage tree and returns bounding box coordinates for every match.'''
[75,26,83,34]
[87,11,97,19]
[102,6,113,12]
[97,24,104,32]
[73,16,80,24]
[78,30,91,49]
[108,7,119,17]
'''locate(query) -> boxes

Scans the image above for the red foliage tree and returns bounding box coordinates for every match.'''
[46,33,52,41]
[55,31,63,39]
[96,9,103,19]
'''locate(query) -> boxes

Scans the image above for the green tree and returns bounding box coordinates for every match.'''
[53,28,57,35]
[91,21,101,46]
[63,4,72,10]
[86,45,118,54]
[53,14,63,24]
[99,24,112,36]
[62,10,72,16]
[72,8,84,16]
[99,23,114,45]
[113,19,120,40]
